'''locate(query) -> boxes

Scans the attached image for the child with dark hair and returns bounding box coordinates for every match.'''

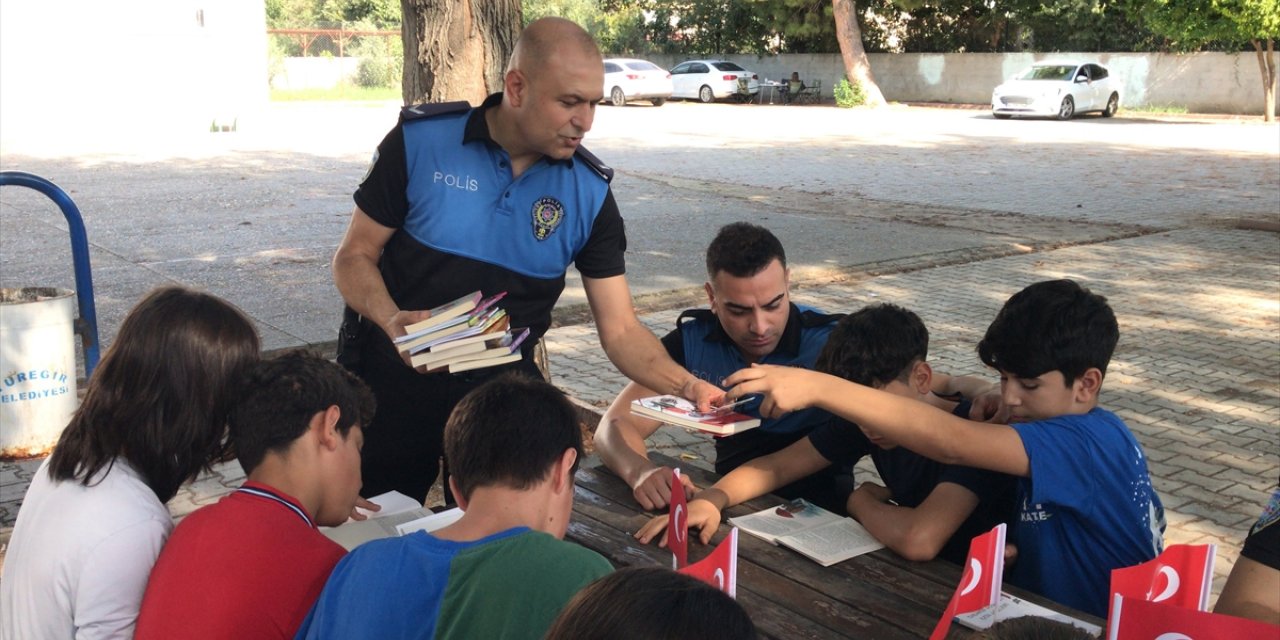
[543,566,758,640]
[0,286,260,639]
[296,373,613,640]
[725,280,1166,617]
[637,304,1014,566]
[135,350,375,639]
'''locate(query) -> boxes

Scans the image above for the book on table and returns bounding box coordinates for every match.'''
[727,498,884,567]
[630,395,761,436]
[955,592,1101,636]
[321,490,465,551]
[395,291,483,342]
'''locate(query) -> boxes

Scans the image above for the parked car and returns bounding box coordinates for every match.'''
[669,59,759,103]
[602,58,673,107]
[992,61,1121,120]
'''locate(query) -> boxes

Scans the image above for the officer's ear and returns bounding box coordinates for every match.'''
[506,69,528,107]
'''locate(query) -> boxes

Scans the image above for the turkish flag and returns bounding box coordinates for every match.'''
[667,468,688,569]
[1107,593,1280,639]
[677,527,739,598]
[1109,544,1215,621]
[929,523,1007,640]
[954,522,1007,614]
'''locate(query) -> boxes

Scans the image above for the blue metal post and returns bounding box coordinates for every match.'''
[0,171,101,380]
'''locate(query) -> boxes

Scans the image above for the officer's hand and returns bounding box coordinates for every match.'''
[379,309,434,369]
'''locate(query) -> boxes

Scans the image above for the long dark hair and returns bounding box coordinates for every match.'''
[47,286,260,503]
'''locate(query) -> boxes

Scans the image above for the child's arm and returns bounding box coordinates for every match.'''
[633,436,832,545]
[595,381,698,510]
[848,481,981,562]
[724,365,1031,477]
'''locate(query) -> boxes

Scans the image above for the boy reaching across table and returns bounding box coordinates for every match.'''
[635,304,1016,566]
[723,279,1166,617]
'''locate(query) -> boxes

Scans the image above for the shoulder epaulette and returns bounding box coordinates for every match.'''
[574,145,614,183]
[799,308,845,328]
[676,308,715,328]
[399,101,472,123]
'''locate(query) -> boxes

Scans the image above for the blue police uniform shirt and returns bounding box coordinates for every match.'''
[661,305,842,472]
[352,93,626,362]
[1009,407,1166,617]
[807,401,1017,565]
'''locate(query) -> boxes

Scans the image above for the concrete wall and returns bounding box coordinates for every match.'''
[634,52,1272,116]
[0,0,268,147]
[271,57,362,91]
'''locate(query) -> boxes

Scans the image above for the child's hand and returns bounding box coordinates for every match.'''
[633,499,723,546]
[968,391,1010,423]
[722,364,819,418]
[630,465,698,512]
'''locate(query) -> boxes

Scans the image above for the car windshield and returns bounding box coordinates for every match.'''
[625,61,661,71]
[712,62,746,72]
[1017,65,1077,81]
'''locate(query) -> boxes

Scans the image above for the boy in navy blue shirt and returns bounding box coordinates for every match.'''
[725,279,1165,617]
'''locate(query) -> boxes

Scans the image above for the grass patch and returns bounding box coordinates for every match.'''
[1128,103,1189,115]
[271,85,400,102]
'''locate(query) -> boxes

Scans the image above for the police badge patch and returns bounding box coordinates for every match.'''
[531,197,564,241]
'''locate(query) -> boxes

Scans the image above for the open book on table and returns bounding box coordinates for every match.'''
[630,395,761,436]
[321,490,464,551]
[955,592,1101,636]
[728,498,884,567]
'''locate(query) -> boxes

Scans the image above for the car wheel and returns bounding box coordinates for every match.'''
[651,98,666,107]
[1102,93,1119,117]
[698,85,715,103]
[610,87,626,107]
[993,112,1011,120]
[1057,96,1075,120]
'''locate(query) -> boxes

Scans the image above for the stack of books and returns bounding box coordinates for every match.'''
[392,291,530,373]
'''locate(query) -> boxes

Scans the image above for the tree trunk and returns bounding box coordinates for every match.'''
[401,0,521,106]
[832,0,885,107]
[1252,39,1277,123]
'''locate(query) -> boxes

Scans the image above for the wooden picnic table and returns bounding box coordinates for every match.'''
[567,452,1102,639]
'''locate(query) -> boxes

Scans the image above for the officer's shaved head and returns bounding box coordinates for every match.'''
[509,17,601,75]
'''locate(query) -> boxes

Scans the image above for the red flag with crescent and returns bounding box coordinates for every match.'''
[1108,544,1215,621]
[667,468,688,569]
[1107,593,1279,639]
[677,527,739,598]
[930,522,1007,640]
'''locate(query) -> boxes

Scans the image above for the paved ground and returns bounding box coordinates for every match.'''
[1,100,1277,607]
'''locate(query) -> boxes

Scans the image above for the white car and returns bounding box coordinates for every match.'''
[602,58,673,107]
[992,61,1121,120]
[669,59,759,103]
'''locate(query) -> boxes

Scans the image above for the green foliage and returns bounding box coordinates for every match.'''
[349,20,403,88]
[1123,0,1280,50]
[833,77,866,107]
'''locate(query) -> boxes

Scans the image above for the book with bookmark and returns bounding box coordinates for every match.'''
[397,296,509,355]
[440,327,531,373]
[396,291,482,341]
[408,317,512,370]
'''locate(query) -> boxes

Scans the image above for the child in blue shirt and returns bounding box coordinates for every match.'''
[724,279,1165,617]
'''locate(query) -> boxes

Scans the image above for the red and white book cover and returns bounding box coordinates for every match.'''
[1107,593,1280,639]
[677,527,739,598]
[667,468,688,569]
[1108,543,1215,621]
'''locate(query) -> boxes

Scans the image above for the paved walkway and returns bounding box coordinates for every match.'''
[1,102,1276,608]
